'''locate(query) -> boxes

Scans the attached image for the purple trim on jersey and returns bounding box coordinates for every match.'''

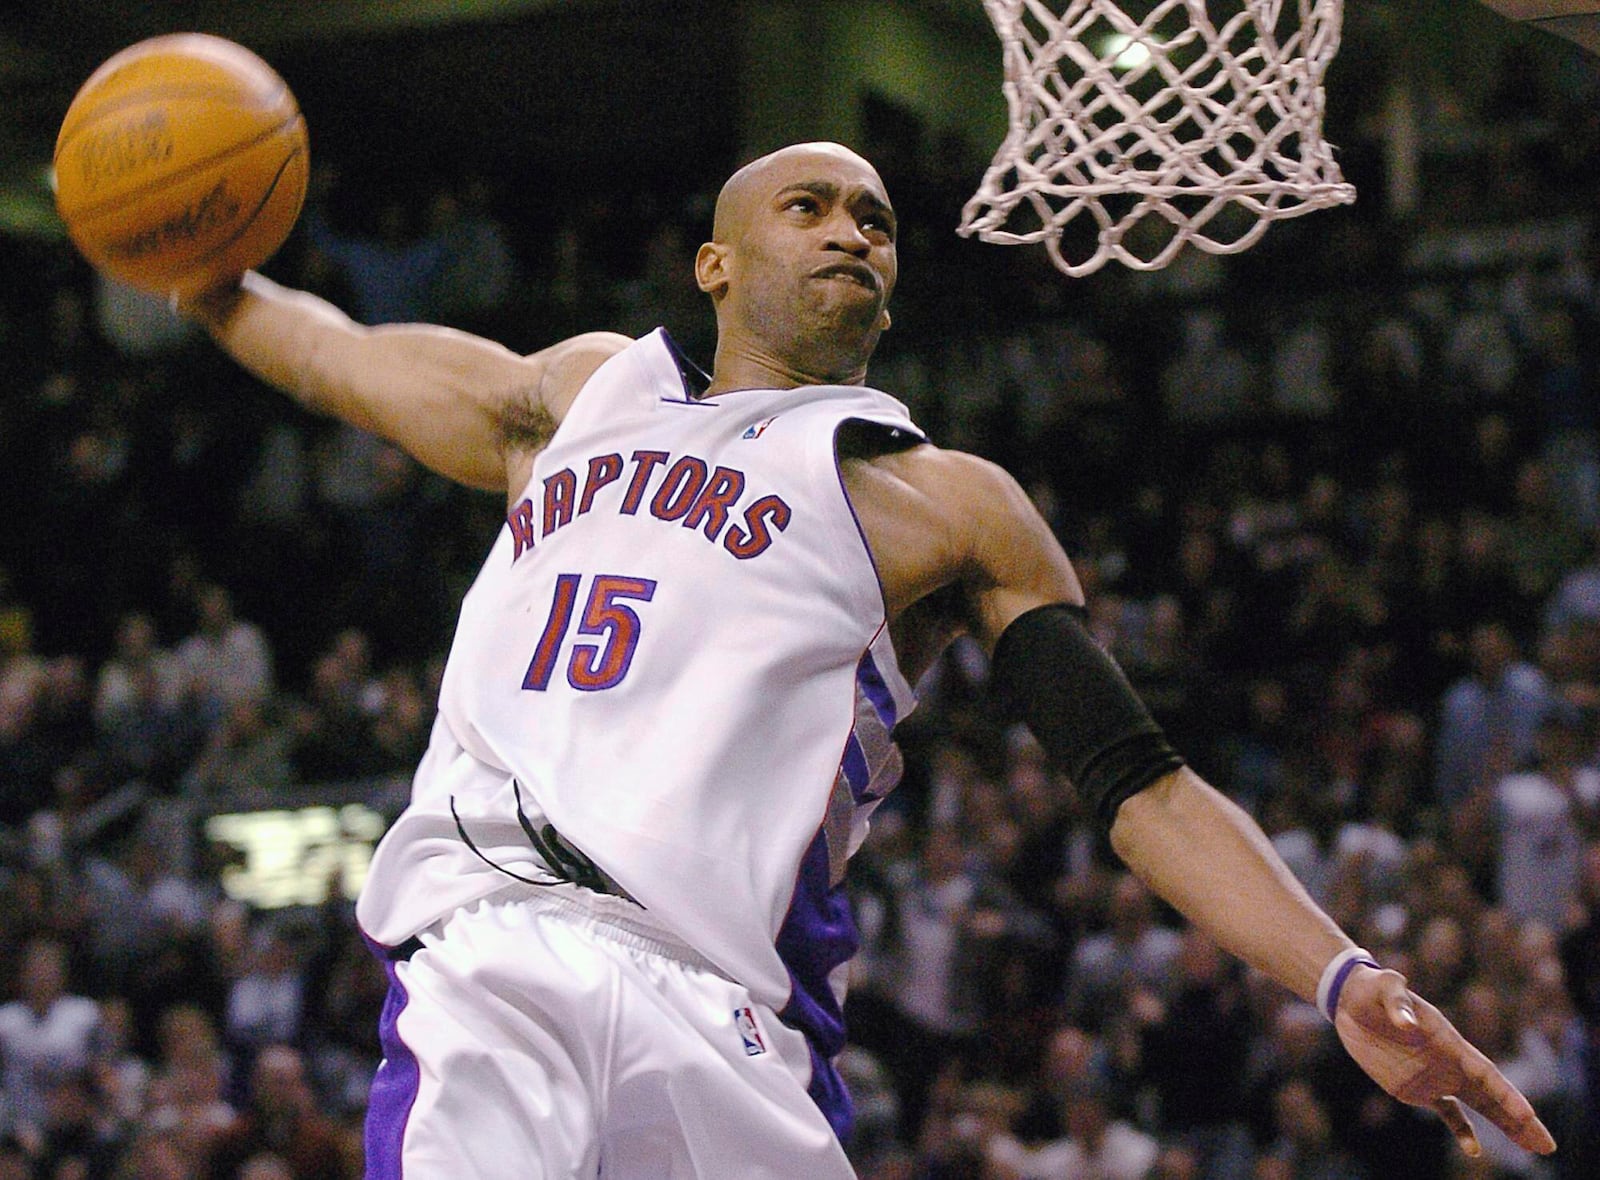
[364,940,421,1178]
[776,828,859,1142]
[856,649,899,731]
[659,328,711,399]
[840,733,871,802]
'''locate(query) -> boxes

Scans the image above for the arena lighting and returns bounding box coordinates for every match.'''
[1100,31,1161,70]
[206,803,387,909]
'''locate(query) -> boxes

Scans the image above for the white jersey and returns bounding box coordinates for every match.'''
[358,329,920,1064]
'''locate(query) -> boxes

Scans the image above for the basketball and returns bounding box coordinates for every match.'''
[53,33,309,298]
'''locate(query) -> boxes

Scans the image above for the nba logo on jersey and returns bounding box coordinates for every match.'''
[734,1007,767,1056]
[742,417,777,440]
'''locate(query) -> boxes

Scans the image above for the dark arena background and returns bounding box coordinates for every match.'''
[2,2,1600,1177]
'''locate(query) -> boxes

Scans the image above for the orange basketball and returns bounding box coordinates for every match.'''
[53,33,309,298]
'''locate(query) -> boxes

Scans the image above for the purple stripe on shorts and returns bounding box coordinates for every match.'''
[364,943,421,1179]
[806,1038,855,1145]
[776,830,859,1143]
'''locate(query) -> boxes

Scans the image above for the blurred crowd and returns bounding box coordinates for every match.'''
[4,26,1600,1180]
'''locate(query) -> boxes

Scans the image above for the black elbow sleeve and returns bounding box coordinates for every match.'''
[989,603,1184,832]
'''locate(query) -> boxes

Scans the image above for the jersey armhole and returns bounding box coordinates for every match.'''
[836,418,922,463]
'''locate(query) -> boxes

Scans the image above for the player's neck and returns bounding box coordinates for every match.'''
[704,337,868,396]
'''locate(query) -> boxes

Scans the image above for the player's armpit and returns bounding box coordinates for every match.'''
[531,332,635,425]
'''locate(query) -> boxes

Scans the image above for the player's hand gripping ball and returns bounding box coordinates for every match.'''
[53,33,308,298]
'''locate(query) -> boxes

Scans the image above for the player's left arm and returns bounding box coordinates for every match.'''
[182,271,629,492]
[876,443,1555,1158]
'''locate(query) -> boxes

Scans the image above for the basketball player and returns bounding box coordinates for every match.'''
[177,143,1556,1177]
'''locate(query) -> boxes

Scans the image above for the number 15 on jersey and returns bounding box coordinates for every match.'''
[524,573,657,693]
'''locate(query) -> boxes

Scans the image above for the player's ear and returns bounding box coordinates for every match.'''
[878,307,891,332]
[695,242,729,296]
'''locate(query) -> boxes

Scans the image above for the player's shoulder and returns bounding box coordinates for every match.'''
[845,441,1040,564]
[857,440,1027,510]
[527,330,634,375]
[529,331,637,423]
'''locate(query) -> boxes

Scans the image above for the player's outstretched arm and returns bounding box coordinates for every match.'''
[880,446,1556,1159]
[1109,772,1554,1156]
[182,271,629,492]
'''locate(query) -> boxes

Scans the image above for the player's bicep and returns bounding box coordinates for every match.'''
[943,453,1084,648]
[312,321,542,491]
[200,272,530,490]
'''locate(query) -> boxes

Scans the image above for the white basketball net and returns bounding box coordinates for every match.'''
[959,0,1355,276]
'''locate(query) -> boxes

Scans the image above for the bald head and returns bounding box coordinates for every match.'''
[712,142,886,244]
[696,141,897,391]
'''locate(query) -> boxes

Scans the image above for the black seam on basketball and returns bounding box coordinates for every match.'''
[62,112,303,223]
[56,83,291,153]
[185,145,305,273]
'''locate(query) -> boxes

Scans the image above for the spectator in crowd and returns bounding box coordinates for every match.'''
[1434,619,1552,807]
[203,1045,353,1180]
[1494,703,1600,928]
[91,997,149,1127]
[0,938,102,1152]
[1000,1075,1161,1180]
[80,834,213,988]
[1544,528,1600,640]
[181,698,296,803]
[915,1075,1025,1180]
[1256,1078,1368,1180]
[172,584,273,729]
[1127,930,1255,1180]
[305,184,450,328]
[142,1004,237,1170]
[222,927,309,1062]
[93,612,183,733]
[856,822,1042,1140]
[31,1067,127,1180]
[1012,1023,1113,1144]
[1504,458,1590,612]
[424,175,518,333]
[287,632,385,784]
[1063,873,1183,1030]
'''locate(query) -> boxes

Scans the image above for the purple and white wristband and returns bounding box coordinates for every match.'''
[1316,946,1380,1023]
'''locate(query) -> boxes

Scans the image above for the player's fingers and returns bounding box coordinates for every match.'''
[1455,1068,1558,1155]
[1517,1110,1558,1155]
[1434,1096,1481,1157]
[1384,985,1420,1033]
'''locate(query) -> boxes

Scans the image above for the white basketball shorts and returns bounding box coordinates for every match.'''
[362,883,859,1179]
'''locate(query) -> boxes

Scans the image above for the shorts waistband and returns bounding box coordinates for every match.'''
[468,881,726,977]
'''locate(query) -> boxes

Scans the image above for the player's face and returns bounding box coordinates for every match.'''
[701,145,898,384]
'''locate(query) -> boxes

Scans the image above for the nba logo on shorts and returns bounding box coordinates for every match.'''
[734,1007,767,1056]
